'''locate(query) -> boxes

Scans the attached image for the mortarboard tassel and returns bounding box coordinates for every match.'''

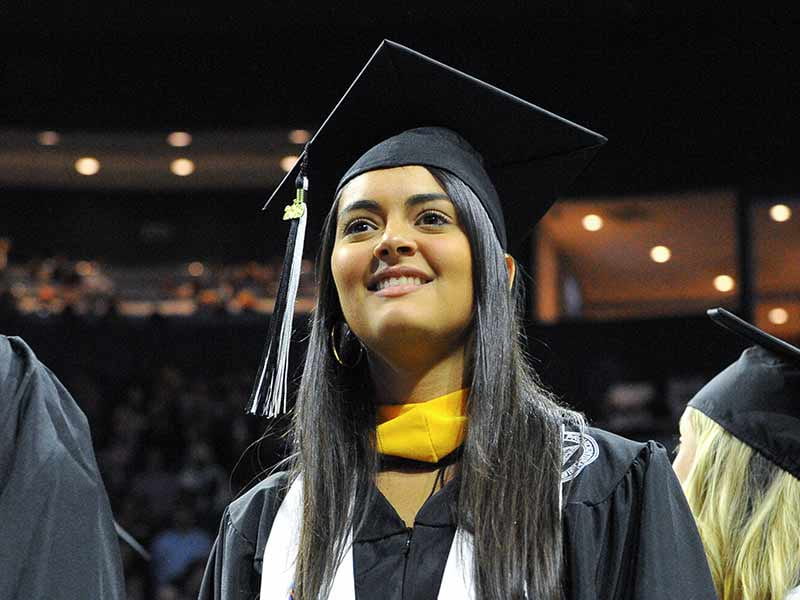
[246,154,308,416]
[114,520,151,562]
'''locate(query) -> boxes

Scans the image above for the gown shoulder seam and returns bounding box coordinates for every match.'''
[563,442,654,508]
[224,510,258,551]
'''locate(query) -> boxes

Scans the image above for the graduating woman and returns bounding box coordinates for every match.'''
[199,41,716,600]
[673,308,800,600]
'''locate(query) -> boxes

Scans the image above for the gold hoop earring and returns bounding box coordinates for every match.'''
[330,323,364,368]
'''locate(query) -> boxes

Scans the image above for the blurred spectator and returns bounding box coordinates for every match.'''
[0,237,10,270]
[0,285,14,319]
[132,448,181,522]
[178,442,229,526]
[150,506,213,590]
[155,584,181,600]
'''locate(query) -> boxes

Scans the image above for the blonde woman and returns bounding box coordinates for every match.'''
[673,309,800,600]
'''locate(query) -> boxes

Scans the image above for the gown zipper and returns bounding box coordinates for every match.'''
[401,527,414,599]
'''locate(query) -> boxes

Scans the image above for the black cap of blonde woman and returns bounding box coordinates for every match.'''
[687,308,800,480]
[248,39,607,416]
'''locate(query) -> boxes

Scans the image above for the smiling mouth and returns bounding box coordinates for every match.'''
[369,276,432,297]
[375,276,426,292]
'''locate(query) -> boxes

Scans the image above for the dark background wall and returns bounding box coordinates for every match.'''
[3,8,800,196]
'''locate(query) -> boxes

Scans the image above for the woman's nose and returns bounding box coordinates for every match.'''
[373,230,418,261]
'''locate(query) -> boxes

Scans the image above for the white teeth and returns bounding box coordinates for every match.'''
[376,276,425,291]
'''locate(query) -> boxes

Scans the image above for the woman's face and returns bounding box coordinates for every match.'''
[672,408,698,484]
[331,166,474,366]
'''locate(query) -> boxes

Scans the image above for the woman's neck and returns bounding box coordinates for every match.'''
[368,343,469,405]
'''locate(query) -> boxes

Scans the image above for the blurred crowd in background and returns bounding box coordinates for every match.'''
[96,366,270,599]
[59,362,291,599]
[0,237,316,321]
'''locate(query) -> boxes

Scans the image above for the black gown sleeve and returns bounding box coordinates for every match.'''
[198,471,289,600]
[198,508,258,600]
[563,431,716,600]
[0,336,125,600]
[629,442,717,599]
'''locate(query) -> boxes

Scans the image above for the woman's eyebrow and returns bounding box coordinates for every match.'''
[339,193,450,216]
[406,193,450,206]
[339,199,381,216]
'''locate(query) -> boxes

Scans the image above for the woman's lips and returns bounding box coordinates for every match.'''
[373,281,430,297]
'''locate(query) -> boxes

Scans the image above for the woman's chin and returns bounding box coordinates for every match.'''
[372,318,437,343]
[364,316,468,358]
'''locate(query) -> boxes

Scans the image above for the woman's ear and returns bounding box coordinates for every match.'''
[504,254,516,290]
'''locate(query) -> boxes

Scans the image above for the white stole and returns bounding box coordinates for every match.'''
[260,427,585,599]
[260,477,475,599]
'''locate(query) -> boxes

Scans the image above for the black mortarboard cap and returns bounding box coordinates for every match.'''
[265,39,607,250]
[248,40,606,416]
[688,308,800,479]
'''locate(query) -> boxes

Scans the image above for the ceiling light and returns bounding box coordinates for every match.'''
[170,158,195,176]
[74,157,100,176]
[37,131,60,146]
[768,307,789,325]
[650,245,672,263]
[167,131,192,147]
[713,275,735,293]
[280,155,299,172]
[289,129,311,144]
[581,214,603,232]
[188,262,205,277]
[769,204,792,222]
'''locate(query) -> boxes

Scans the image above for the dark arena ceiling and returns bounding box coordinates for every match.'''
[2,6,800,196]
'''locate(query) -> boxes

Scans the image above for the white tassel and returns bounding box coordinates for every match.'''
[268,208,306,416]
[247,171,308,417]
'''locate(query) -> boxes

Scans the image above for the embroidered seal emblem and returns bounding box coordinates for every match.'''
[561,430,599,482]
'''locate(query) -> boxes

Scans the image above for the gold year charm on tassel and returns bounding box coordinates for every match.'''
[283,188,306,220]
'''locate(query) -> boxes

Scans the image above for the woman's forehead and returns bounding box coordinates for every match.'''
[337,165,448,211]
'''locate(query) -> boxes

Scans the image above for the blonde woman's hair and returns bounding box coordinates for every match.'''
[682,407,800,600]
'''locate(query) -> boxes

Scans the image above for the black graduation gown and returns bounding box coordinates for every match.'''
[198,428,717,599]
[0,336,125,600]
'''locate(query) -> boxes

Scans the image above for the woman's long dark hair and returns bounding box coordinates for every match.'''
[288,166,584,599]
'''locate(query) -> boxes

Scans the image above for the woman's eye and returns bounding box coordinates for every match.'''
[416,211,450,226]
[343,219,375,235]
